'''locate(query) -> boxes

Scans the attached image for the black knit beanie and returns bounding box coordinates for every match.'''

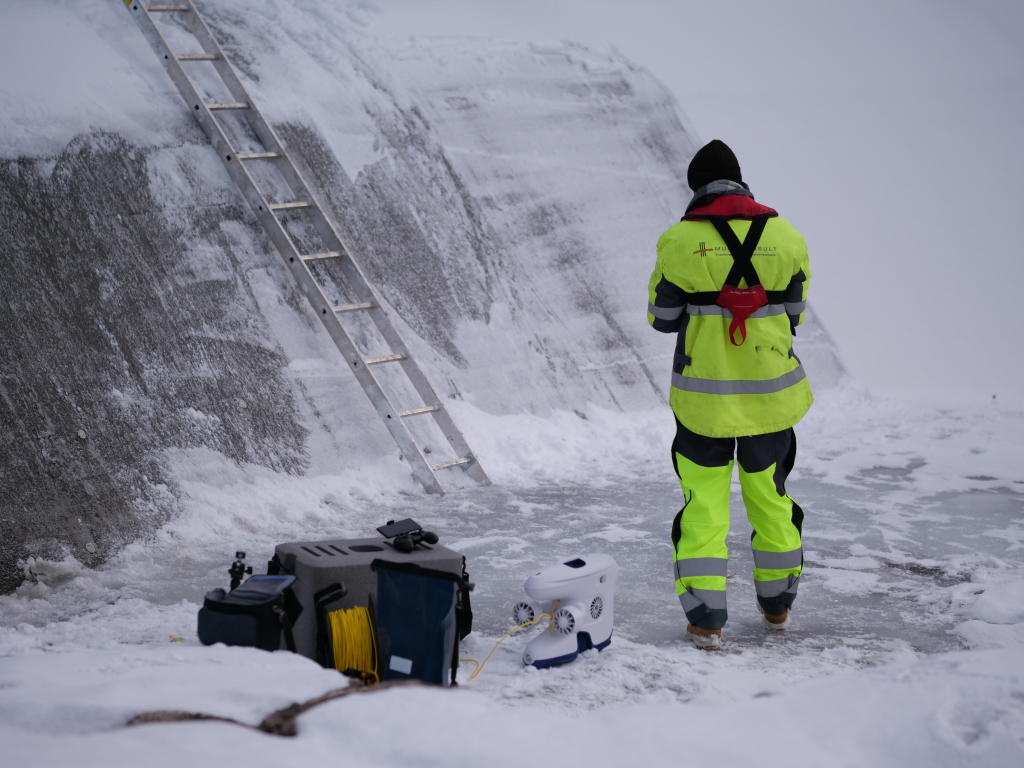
[687,139,742,191]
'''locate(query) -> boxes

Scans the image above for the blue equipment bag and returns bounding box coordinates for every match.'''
[372,560,465,686]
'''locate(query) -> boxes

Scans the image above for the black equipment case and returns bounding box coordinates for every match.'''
[198,522,472,686]
[197,574,299,651]
[270,534,469,664]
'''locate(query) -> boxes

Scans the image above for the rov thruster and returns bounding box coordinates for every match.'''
[513,553,618,668]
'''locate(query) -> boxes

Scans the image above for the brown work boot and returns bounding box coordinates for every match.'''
[686,624,723,650]
[761,610,790,630]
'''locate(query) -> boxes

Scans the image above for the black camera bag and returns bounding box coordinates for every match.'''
[198,575,300,652]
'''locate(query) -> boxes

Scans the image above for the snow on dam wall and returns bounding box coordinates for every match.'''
[0,1,844,591]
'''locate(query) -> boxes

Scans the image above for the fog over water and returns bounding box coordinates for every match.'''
[369,0,1024,405]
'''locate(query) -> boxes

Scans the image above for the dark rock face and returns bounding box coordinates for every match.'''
[0,131,307,591]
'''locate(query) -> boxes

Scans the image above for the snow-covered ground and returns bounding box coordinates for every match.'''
[2,383,1023,766]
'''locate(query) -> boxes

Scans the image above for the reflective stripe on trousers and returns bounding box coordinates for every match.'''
[752,548,802,571]
[671,453,732,629]
[741,443,803,614]
[755,574,800,598]
[679,586,727,613]
[671,422,804,628]
[674,557,728,580]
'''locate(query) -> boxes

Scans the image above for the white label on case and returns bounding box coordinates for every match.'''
[389,655,413,675]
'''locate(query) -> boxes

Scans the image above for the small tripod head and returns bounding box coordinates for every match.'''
[228,550,253,591]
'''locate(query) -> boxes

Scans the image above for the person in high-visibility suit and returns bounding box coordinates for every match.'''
[647,140,812,648]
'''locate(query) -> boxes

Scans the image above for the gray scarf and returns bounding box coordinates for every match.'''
[685,179,753,215]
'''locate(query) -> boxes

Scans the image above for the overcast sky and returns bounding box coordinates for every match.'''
[366,0,1024,404]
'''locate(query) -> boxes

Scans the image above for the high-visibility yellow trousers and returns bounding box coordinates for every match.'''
[670,419,804,630]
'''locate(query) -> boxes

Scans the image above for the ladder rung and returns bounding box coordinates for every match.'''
[237,152,280,160]
[431,458,474,471]
[176,53,219,61]
[332,302,375,313]
[301,251,342,262]
[268,201,313,211]
[206,102,250,110]
[364,353,407,365]
[399,405,441,418]
[146,5,190,10]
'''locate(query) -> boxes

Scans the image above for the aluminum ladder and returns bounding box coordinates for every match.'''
[124,1,489,493]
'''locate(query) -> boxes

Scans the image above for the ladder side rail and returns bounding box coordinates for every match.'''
[130,7,307,299]
[170,4,447,379]
[202,55,488,480]
[304,209,488,479]
[179,3,330,210]
[136,2,485,487]
[180,4,400,319]
[261,123,489,479]
[301,210,385,306]
[129,5,444,494]
[300,312,445,495]
[172,0,321,218]
[177,4,408,321]
[178,2,264,116]
[274,148,474,448]
[365,309,488,480]
[213,144,445,491]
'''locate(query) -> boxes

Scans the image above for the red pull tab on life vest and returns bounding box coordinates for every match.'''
[716,284,768,346]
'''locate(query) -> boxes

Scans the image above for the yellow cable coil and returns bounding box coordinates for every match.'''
[328,606,379,684]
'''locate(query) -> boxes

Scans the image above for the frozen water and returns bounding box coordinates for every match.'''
[5,399,1022,661]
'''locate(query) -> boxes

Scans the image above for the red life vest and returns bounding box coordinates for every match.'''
[682,195,778,347]
[708,214,772,346]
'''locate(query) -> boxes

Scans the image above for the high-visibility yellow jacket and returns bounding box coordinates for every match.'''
[648,190,813,437]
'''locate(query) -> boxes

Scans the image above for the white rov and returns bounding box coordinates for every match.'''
[513,554,618,668]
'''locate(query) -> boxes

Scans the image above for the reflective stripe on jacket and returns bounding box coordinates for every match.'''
[648,192,813,437]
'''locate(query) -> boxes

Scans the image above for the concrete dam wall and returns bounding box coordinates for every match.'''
[0,1,844,591]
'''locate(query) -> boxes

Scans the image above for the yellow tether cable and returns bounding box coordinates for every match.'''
[328,605,379,684]
[459,612,552,680]
[308,604,551,685]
